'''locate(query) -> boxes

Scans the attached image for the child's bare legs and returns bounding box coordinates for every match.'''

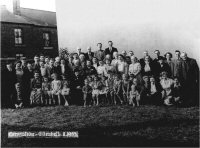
[96,95,99,106]
[136,95,140,106]
[92,95,96,106]
[57,94,61,105]
[63,95,69,106]
[113,93,117,105]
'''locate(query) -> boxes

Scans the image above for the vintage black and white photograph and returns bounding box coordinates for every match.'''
[1,0,200,147]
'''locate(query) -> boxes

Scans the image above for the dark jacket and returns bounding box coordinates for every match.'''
[85,52,94,61]
[104,47,118,58]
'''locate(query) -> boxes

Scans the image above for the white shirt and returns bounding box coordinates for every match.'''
[129,63,141,75]
[97,65,106,75]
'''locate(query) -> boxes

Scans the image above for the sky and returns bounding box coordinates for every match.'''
[1,0,56,12]
[56,0,200,65]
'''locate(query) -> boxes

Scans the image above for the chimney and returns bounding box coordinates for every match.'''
[13,0,21,15]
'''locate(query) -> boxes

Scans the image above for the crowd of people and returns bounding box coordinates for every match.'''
[2,41,199,109]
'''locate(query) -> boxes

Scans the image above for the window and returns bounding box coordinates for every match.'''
[43,32,50,47]
[14,28,23,44]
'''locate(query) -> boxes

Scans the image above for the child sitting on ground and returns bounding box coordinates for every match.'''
[173,77,182,105]
[129,81,140,107]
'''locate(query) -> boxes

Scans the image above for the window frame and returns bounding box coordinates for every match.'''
[14,28,23,45]
[43,32,51,47]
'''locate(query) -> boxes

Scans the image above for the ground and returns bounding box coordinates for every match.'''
[1,105,199,147]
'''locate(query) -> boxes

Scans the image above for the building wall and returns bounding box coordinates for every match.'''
[1,22,58,58]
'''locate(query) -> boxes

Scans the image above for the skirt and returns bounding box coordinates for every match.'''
[30,89,42,105]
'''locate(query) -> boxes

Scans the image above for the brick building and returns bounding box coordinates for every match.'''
[1,0,58,58]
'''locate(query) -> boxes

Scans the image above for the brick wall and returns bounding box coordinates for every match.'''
[1,22,59,58]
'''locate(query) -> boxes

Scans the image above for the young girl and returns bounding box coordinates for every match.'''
[122,74,130,104]
[82,79,93,107]
[51,73,62,105]
[113,74,123,105]
[129,82,140,107]
[42,76,52,105]
[91,75,100,106]
[61,75,71,106]
[99,75,108,105]
[105,72,114,105]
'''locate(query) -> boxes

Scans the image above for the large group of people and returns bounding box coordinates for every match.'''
[2,41,199,109]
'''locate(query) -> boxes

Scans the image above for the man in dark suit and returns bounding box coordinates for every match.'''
[32,55,40,71]
[2,62,17,108]
[104,41,118,59]
[181,52,199,106]
[85,46,94,61]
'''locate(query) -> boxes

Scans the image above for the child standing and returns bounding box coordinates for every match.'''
[42,76,52,105]
[51,73,62,105]
[105,72,114,105]
[99,75,108,105]
[173,77,182,105]
[91,75,100,106]
[82,79,93,107]
[122,74,130,104]
[61,75,71,106]
[113,74,123,105]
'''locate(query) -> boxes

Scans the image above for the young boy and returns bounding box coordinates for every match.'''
[61,75,71,106]
[42,76,52,105]
[91,75,100,106]
[82,79,93,107]
[51,73,62,105]
[113,74,123,105]
[129,81,140,107]
[105,72,114,105]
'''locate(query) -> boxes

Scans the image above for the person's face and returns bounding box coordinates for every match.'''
[74,60,80,66]
[97,44,102,49]
[175,52,180,59]
[80,55,85,61]
[40,62,45,67]
[44,78,48,82]
[150,77,155,83]
[87,61,91,67]
[181,53,187,61]
[21,60,26,65]
[34,57,39,63]
[93,58,97,64]
[158,59,164,64]
[129,51,133,56]
[144,51,148,57]
[73,54,78,59]
[122,51,126,56]
[133,78,138,85]
[61,60,65,65]
[27,64,32,70]
[87,47,91,52]
[40,56,45,61]
[16,63,21,69]
[162,74,167,79]
[106,60,110,65]
[34,73,40,79]
[54,75,58,80]
[155,51,160,57]
[94,77,98,81]
[50,60,54,66]
[54,62,59,67]
[84,80,88,85]
[108,42,113,47]
[174,78,179,84]
[6,64,12,70]
[62,76,66,80]
[118,56,123,61]
[106,54,111,60]
[122,74,127,80]
[99,61,103,66]
[113,52,118,59]
[166,54,171,60]
[55,57,61,62]
[143,77,149,83]
[45,58,50,64]
[145,56,150,62]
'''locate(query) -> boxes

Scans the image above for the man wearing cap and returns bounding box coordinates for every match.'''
[104,41,118,59]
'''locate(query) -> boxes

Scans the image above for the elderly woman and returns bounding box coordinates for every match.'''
[129,56,142,84]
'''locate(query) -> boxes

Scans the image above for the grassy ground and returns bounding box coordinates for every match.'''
[1,105,199,147]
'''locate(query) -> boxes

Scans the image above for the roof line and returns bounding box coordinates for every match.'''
[20,7,56,13]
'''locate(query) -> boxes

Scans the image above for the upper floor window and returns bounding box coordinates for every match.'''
[14,28,23,45]
[43,32,50,47]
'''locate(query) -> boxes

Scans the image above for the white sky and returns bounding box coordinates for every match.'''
[1,0,56,12]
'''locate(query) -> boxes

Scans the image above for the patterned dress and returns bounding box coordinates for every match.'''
[30,78,42,105]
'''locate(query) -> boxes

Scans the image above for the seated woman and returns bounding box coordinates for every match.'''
[30,71,43,106]
[160,71,174,106]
